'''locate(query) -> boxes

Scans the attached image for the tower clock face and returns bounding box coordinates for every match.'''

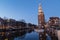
[40,21,41,23]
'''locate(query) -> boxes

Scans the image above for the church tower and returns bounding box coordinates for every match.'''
[38,4,45,28]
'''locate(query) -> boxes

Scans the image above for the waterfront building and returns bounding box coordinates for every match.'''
[38,4,45,28]
[15,21,26,29]
[8,19,16,28]
[0,17,4,29]
[48,17,60,27]
[55,28,60,40]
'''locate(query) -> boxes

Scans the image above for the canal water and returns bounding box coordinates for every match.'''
[14,31,39,40]
[14,31,51,40]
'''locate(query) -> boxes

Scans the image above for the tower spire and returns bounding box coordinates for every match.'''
[38,3,43,15]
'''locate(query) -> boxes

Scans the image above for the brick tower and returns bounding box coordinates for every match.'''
[38,4,45,28]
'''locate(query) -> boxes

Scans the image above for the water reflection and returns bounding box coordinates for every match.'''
[14,31,39,40]
[0,30,52,40]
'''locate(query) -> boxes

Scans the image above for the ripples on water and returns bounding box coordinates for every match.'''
[14,31,39,40]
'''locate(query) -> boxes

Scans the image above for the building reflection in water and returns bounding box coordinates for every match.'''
[14,31,39,40]
[0,28,35,40]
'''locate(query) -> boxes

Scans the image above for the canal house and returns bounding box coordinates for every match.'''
[0,17,4,29]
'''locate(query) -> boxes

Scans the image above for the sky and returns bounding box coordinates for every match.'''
[0,0,60,25]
